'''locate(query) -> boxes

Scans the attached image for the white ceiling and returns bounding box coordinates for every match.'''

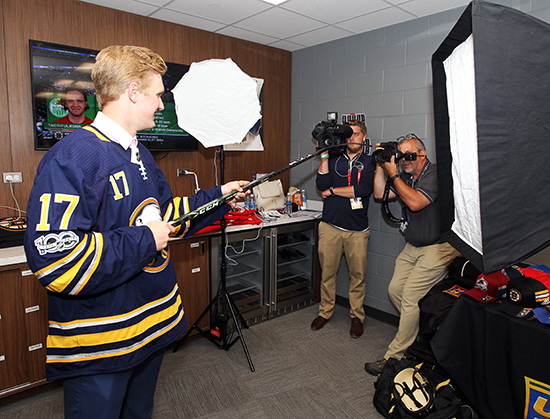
[79,0,471,51]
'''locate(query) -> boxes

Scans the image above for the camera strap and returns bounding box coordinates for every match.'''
[382,179,403,224]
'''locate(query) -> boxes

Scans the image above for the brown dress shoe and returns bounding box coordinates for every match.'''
[310,316,329,330]
[350,318,363,338]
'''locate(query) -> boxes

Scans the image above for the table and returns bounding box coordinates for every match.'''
[430,296,550,419]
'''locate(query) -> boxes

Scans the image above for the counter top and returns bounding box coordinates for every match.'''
[0,245,27,268]
[0,210,322,268]
[226,209,321,234]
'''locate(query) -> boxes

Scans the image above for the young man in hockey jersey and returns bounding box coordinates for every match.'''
[24,45,249,419]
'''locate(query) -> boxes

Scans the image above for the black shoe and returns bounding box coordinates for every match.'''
[364,358,387,376]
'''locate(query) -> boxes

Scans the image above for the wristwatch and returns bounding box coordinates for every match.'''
[329,186,335,196]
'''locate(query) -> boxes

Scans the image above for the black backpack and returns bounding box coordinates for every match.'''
[373,357,476,419]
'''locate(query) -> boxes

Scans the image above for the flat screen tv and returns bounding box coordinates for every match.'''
[29,39,198,152]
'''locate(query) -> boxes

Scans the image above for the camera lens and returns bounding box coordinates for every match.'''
[372,149,391,165]
[320,133,335,147]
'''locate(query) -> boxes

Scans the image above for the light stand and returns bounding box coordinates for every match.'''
[173,147,255,372]
[170,144,341,371]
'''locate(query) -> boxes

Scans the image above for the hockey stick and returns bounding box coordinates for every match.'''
[169,145,343,227]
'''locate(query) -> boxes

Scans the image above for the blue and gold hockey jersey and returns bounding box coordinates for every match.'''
[24,126,228,380]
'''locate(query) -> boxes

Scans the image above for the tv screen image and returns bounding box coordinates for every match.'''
[29,39,198,152]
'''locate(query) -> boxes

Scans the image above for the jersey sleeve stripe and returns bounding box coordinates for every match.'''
[46,234,97,293]
[164,200,175,222]
[34,235,88,280]
[69,232,104,295]
[181,197,191,236]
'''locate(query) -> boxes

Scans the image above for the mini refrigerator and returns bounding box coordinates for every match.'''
[209,219,319,325]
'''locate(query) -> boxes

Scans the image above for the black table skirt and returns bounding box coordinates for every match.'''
[430,296,550,419]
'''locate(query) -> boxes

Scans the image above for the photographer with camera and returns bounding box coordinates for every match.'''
[310,119,375,339]
[364,134,459,375]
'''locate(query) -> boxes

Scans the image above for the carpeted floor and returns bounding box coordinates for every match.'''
[0,304,396,418]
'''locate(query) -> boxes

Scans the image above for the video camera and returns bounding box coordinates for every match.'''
[311,120,353,157]
[372,141,417,165]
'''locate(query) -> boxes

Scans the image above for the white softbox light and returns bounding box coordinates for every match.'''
[432,1,550,274]
[172,58,261,148]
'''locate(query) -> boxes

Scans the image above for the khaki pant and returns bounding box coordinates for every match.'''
[384,241,460,360]
[317,221,370,322]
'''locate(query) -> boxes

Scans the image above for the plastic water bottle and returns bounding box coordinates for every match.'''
[249,193,256,211]
[301,189,307,210]
[285,192,292,215]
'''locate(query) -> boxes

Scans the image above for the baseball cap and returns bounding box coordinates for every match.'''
[464,271,510,303]
[498,266,550,318]
[506,269,550,308]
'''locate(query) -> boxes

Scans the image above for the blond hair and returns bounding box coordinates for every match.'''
[345,119,367,136]
[92,45,167,108]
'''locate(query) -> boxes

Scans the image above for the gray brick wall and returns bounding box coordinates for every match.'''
[290,0,550,315]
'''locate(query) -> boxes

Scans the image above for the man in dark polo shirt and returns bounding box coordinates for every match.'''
[364,134,459,375]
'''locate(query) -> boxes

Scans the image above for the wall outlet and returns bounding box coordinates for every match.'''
[3,172,23,183]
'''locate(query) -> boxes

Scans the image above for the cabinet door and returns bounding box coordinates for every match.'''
[271,221,318,317]
[170,239,210,335]
[210,230,269,324]
[20,268,48,384]
[0,264,47,394]
[0,266,28,392]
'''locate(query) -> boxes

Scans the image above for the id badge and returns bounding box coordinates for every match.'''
[350,197,363,210]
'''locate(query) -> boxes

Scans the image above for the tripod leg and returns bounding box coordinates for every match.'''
[226,291,249,330]
[223,291,255,372]
[172,292,217,353]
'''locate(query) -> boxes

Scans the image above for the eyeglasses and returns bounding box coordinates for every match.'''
[396,133,420,142]
[399,152,418,161]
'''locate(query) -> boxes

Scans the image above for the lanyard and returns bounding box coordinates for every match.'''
[408,160,430,189]
[347,155,363,186]
[348,168,361,185]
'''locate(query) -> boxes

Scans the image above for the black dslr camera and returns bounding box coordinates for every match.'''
[311,120,352,157]
[372,141,417,165]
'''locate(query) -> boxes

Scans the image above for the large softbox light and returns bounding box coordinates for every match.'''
[172,58,261,148]
[432,0,550,274]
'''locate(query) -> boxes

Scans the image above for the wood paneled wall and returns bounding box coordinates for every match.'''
[0,0,291,219]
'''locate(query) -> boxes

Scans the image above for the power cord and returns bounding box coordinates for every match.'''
[224,225,263,266]
[1,181,24,222]
[0,182,27,230]
[179,169,200,193]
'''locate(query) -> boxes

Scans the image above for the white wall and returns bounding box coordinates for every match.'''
[290,0,550,315]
